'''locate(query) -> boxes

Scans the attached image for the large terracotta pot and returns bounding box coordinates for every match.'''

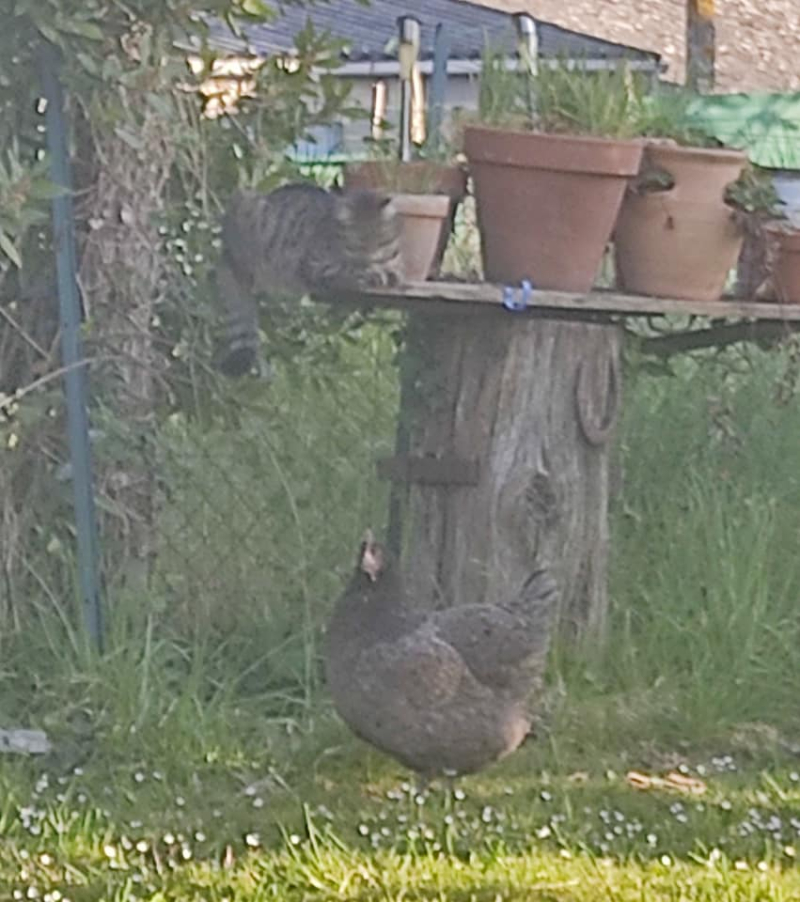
[344,161,467,278]
[463,126,643,291]
[615,144,748,301]
[765,225,800,304]
[391,194,452,281]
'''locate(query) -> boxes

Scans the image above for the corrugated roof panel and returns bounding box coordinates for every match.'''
[204,0,660,64]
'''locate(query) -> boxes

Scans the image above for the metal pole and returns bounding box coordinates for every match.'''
[397,16,421,163]
[514,13,538,119]
[38,42,104,652]
[387,17,421,556]
[514,13,539,74]
[427,24,450,154]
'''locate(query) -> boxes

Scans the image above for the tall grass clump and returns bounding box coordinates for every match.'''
[0,319,401,769]
[558,345,800,749]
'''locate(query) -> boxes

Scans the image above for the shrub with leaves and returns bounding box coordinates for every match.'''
[0,0,375,628]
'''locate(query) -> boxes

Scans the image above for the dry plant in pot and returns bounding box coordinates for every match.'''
[344,152,467,282]
[462,48,644,292]
[614,89,749,301]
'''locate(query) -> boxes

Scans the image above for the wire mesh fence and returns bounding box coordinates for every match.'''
[0,151,413,683]
[2,321,401,705]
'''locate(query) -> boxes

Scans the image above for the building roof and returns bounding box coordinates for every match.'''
[203,0,661,68]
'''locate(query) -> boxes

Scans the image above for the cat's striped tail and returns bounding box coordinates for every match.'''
[214,255,262,378]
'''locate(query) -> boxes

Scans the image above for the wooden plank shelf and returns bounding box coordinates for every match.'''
[331,281,800,322]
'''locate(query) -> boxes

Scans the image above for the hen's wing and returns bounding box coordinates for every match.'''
[354,630,467,710]
[432,569,557,691]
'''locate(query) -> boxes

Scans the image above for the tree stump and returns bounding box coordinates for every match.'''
[384,313,622,638]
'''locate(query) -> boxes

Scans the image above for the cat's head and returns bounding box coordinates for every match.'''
[336,189,403,281]
[336,188,397,227]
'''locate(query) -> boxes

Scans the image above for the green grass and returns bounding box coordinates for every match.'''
[0,722,798,899]
[1,323,800,899]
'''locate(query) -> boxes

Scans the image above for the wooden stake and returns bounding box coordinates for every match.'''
[686,0,716,92]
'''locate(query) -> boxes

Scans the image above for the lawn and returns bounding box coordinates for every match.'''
[1,328,799,900]
[1,711,798,900]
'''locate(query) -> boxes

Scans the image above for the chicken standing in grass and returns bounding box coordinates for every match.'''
[323,531,558,779]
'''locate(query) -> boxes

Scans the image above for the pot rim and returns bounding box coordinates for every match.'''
[463,125,644,176]
[391,193,452,216]
[765,224,800,249]
[345,160,467,173]
[643,142,748,164]
[343,160,469,198]
[463,123,644,148]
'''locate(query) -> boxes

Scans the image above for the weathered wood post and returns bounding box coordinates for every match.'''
[380,301,622,639]
[378,12,620,639]
[686,0,715,92]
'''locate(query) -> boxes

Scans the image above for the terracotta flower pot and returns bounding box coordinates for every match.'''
[391,193,452,282]
[344,161,467,278]
[463,125,643,291]
[615,144,748,301]
[765,225,800,304]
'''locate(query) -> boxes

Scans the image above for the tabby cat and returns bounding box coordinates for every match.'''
[216,183,403,376]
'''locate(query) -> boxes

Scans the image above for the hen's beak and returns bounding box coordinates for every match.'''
[361,544,382,582]
[359,529,383,582]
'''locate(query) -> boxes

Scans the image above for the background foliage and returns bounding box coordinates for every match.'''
[0,0,380,623]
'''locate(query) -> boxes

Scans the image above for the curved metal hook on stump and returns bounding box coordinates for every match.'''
[575,349,621,447]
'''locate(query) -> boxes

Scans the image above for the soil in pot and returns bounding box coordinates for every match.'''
[345,161,467,278]
[392,193,452,282]
[615,144,748,301]
[463,126,643,292]
[765,225,800,304]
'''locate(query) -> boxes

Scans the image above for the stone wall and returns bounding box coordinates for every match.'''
[470,0,800,92]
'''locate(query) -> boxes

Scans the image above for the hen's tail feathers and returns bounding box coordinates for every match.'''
[214,258,262,378]
[511,566,559,636]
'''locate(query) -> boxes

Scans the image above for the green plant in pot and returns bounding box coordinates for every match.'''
[344,134,467,282]
[754,137,800,304]
[614,87,751,302]
[722,165,788,300]
[462,46,644,292]
[727,147,800,304]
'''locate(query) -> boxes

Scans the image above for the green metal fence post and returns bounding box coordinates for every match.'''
[38,41,104,652]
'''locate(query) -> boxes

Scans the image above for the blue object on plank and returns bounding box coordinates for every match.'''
[502,280,534,311]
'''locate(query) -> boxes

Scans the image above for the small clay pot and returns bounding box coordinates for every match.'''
[765,225,800,304]
[344,160,467,200]
[392,193,452,282]
[345,161,467,277]
[464,125,643,291]
[615,144,748,301]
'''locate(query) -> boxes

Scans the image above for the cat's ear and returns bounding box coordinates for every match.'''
[377,194,396,217]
